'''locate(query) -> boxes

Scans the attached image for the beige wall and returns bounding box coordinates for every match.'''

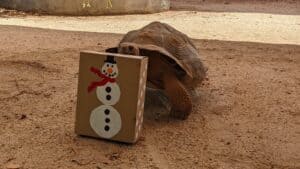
[0,0,170,15]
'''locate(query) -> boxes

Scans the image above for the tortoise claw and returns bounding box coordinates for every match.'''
[170,108,191,120]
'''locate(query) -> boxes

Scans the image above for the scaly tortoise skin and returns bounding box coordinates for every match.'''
[107,21,207,119]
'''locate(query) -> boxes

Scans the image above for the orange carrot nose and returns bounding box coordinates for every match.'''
[107,68,113,74]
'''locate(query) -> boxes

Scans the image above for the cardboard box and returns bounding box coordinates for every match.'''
[75,51,148,143]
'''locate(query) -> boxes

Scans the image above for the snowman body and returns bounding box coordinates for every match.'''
[89,57,122,139]
[96,82,120,106]
[90,105,121,138]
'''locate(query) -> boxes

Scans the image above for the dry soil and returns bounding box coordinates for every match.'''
[0,1,300,169]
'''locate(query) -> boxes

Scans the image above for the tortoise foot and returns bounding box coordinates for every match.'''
[170,107,191,120]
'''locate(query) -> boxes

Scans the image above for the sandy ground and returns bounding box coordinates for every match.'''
[0,25,299,169]
[0,1,300,169]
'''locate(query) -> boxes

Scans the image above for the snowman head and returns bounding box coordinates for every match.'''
[101,56,118,78]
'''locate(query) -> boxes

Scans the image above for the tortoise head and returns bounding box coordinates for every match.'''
[118,42,140,56]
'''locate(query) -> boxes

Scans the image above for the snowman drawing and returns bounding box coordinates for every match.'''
[88,56,121,139]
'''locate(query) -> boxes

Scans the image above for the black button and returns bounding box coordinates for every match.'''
[104,109,110,115]
[106,95,111,100]
[106,87,111,93]
[104,125,110,131]
[105,118,110,123]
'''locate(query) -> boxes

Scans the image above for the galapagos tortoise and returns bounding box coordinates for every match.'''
[106,21,207,119]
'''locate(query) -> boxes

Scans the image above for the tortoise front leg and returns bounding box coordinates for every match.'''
[163,72,192,120]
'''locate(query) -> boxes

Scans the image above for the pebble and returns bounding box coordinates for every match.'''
[6,163,21,169]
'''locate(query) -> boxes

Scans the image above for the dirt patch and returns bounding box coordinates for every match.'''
[0,25,299,169]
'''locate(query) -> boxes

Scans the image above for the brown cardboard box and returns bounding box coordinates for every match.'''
[75,51,148,143]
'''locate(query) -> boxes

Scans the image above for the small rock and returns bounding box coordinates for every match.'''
[6,163,21,169]
[139,136,145,141]
[102,161,109,165]
[19,114,27,120]
[43,92,52,98]
[106,152,121,161]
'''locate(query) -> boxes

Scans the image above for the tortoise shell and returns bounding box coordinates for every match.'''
[108,21,207,89]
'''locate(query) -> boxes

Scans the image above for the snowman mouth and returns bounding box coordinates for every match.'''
[106,72,117,77]
[103,70,117,77]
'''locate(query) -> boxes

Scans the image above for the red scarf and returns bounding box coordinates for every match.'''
[88,67,116,93]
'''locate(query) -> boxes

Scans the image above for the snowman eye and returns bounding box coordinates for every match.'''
[106,64,109,67]
[111,65,114,68]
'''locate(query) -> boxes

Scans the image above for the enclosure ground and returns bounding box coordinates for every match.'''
[0,0,300,169]
[0,26,299,169]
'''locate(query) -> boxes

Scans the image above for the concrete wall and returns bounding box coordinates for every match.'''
[0,0,170,15]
